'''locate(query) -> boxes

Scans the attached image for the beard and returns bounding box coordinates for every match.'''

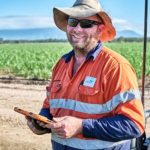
[66,29,99,54]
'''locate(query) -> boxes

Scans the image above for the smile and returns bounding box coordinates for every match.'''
[72,34,85,39]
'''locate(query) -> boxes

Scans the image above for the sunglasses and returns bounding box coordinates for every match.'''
[68,18,101,28]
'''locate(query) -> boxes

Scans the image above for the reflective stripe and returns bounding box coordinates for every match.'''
[52,134,129,149]
[49,89,140,114]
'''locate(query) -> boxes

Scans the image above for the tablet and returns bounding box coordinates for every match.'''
[14,107,54,124]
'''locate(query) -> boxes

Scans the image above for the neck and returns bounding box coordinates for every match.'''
[72,41,98,75]
[73,54,86,75]
[74,54,86,64]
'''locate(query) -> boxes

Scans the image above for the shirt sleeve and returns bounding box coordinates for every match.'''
[83,115,141,142]
[39,98,53,120]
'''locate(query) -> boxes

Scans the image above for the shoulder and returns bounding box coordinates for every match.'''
[100,47,136,78]
[101,46,130,65]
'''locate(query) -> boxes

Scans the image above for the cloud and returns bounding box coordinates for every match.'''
[0,16,56,29]
[0,16,149,36]
[112,18,145,35]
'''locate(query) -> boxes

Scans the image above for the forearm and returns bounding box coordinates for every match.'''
[82,115,142,142]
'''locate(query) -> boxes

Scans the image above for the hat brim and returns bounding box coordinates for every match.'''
[53,7,116,42]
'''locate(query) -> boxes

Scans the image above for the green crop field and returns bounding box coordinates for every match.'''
[0,42,149,80]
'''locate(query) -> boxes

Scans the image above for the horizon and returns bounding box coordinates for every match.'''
[0,27,144,41]
[0,0,149,36]
[0,26,144,33]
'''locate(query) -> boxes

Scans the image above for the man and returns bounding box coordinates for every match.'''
[27,0,145,149]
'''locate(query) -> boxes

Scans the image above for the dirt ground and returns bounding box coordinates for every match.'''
[0,82,52,150]
[0,81,150,150]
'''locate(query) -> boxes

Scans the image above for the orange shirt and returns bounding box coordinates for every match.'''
[41,44,145,149]
[43,45,144,134]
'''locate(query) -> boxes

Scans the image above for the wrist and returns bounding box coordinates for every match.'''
[77,118,83,134]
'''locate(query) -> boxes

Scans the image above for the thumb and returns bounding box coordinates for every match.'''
[25,116,32,121]
[53,116,66,122]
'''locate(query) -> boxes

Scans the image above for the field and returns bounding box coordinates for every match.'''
[0,42,71,79]
[0,42,150,79]
[0,42,150,150]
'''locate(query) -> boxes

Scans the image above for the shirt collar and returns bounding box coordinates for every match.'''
[86,41,103,60]
[62,41,103,63]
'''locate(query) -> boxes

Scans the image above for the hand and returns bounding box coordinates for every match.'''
[45,116,83,138]
[26,116,50,135]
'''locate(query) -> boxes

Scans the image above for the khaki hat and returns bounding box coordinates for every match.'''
[53,0,116,42]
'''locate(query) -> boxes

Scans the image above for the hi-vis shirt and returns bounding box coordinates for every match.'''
[40,42,145,150]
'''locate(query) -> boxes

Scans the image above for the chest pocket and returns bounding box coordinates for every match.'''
[50,80,62,93]
[78,83,104,104]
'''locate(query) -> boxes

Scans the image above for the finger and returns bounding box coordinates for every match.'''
[36,120,46,128]
[30,125,41,134]
[52,128,64,134]
[27,119,32,126]
[57,134,68,139]
[27,120,34,129]
[52,117,58,122]
[50,122,63,129]
[53,130,66,137]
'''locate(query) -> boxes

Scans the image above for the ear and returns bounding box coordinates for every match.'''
[97,24,106,41]
[98,24,105,33]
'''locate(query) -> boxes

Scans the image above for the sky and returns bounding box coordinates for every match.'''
[0,0,149,36]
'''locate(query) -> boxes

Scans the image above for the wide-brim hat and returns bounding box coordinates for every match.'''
[53,0,116,42]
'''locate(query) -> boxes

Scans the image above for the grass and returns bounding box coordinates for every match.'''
[0,42,149,80]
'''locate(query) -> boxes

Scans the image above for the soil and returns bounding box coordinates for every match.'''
[0,82,52,150]
[0,78,150,150]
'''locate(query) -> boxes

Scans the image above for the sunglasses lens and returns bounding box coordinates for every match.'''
[68,18,100,28]
[68,18,78,27]
[80,20,93,28]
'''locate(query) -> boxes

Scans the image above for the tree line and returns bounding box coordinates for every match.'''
[0,37,150,44]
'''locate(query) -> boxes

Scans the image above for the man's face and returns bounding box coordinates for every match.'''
[66,15,102,52]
